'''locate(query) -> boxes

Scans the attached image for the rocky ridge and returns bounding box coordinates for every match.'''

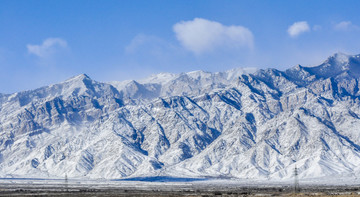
[0,53,360,180]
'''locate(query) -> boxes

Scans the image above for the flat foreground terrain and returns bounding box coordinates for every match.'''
[0,179,359,196]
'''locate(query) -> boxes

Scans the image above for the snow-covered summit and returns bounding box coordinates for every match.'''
[306,53,360,78]
[225,67,258,81]
[64,73,91,83]
[110,67,257,101]
[139,72,177,84]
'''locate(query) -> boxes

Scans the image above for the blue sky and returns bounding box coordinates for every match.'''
[1,0,360,93]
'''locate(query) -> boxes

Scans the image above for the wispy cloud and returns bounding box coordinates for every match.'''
[173,18,254,55]
[313,25,322,31]
[27,38,67,58]
[287,21,310,38]
[125,34,149,53]
[123,34,187,71]
[334,21,359,31]
[125,34,170,54]
[124,34,180,58]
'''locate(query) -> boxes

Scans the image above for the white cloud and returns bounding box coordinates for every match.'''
[334,21,359,31]
[287,21,310,38]
[173,18,254,55]
[27,38,67,58]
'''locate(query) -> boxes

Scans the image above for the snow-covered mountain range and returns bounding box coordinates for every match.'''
[1,53,360,181]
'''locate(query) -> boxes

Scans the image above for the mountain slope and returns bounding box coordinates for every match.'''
[1,53,360,181]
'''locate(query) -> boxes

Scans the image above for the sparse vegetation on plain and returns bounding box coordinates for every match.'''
[0,181,359,196]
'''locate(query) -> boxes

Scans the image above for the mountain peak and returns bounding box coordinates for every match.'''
[304,53,360,78]
[325,52,350,66]
[139,72,178,84]
[65,74,91,83]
